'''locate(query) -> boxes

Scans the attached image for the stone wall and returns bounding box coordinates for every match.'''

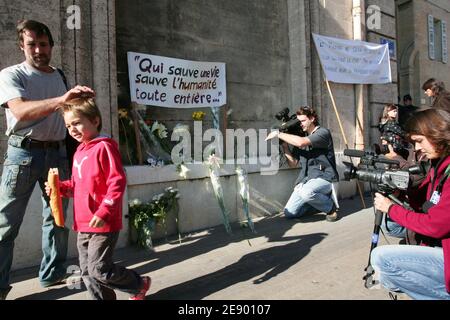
[0,0,118,160]
[115,0,291,140]
[0,0,120,271]
[366,0,398,146]
[414,0,450,106]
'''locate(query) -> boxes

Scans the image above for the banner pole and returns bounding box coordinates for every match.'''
[325,79,367,209]
[325,80,348,147]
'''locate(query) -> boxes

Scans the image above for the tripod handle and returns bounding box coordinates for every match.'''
[363,209,384,289]
[374,209,383,228]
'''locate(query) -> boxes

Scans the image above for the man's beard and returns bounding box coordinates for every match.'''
[32,55,50,67]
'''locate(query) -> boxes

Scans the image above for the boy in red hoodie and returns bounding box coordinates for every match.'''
[46,98,150,300]
[371,108,450,300]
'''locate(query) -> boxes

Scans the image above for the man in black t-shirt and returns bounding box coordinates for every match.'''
[398,94,420,129]
[266,106,339,221]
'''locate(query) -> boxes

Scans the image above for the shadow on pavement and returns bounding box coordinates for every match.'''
[12,213,324,300]
[15,285,86,300]
[148,232,327,300]
[11,195,370,300]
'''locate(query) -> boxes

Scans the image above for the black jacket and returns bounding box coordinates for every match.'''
[433,90,450,113]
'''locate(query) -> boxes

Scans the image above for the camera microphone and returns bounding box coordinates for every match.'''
[344,149,400,166]
[343,149,366,158]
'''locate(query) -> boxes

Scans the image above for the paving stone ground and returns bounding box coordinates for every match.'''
[7,196,410,301]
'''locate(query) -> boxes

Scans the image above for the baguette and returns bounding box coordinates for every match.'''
[47,168,64,227]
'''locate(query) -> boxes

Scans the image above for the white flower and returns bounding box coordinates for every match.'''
[152,193,164,202]
[177,164,190,179]
[159,130,168,139]
[147,157,157,166]
[207,154,222,170]
[151,121,168,139]
[129,198,142,207]
[151,121,160,133]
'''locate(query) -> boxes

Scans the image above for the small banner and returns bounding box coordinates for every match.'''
[312,33,392,84]
[128,52,226,108]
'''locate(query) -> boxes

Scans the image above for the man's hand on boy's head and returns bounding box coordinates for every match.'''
[59,86,95,106]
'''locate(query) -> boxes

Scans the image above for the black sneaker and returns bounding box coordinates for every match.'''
[389,292,398,300]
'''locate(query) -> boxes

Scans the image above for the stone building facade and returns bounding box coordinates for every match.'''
[396,0,450,107]
[0,0,448,270]
[0,0,406,160]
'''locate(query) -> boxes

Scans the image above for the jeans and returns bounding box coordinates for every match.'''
[382,215,406,238]
[284,178,334,218]
[0,135,70,293]
[77,232,142,300]
[371,245,450,300]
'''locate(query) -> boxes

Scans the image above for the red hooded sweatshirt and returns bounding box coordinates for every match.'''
[60,136,126,233]
[388,155,450,293]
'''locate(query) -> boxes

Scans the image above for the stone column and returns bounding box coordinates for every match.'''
[352,0,368,150]
[287,0,311,107]
[90,0,118,139]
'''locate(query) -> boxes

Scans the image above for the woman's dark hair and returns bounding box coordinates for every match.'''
[16,20,54,47]
[405,109,450,156]
[422,78,445,96]
[296,106,319,126]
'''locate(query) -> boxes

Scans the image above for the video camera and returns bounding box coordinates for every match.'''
[342,149,425,289]
[342,149,414,194]
[375,121,410,159]
[273,108,304,136]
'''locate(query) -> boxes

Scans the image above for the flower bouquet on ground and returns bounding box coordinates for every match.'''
[206,154,232,235]
[236,166,255,233]
[128,187,180,249]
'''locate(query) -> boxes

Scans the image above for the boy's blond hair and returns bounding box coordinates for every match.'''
[61,98,102,131]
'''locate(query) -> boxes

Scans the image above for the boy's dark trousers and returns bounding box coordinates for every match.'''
[77,232,143,300]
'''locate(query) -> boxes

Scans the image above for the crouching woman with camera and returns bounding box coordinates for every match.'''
[371,108,450,300]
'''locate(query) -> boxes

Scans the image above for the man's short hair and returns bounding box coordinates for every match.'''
[16,20,54,47]
[403,94,412,102]
[296,106,319,126]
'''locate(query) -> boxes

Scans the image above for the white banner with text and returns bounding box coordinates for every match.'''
[128,52,226,108]
[312,33,392,84]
